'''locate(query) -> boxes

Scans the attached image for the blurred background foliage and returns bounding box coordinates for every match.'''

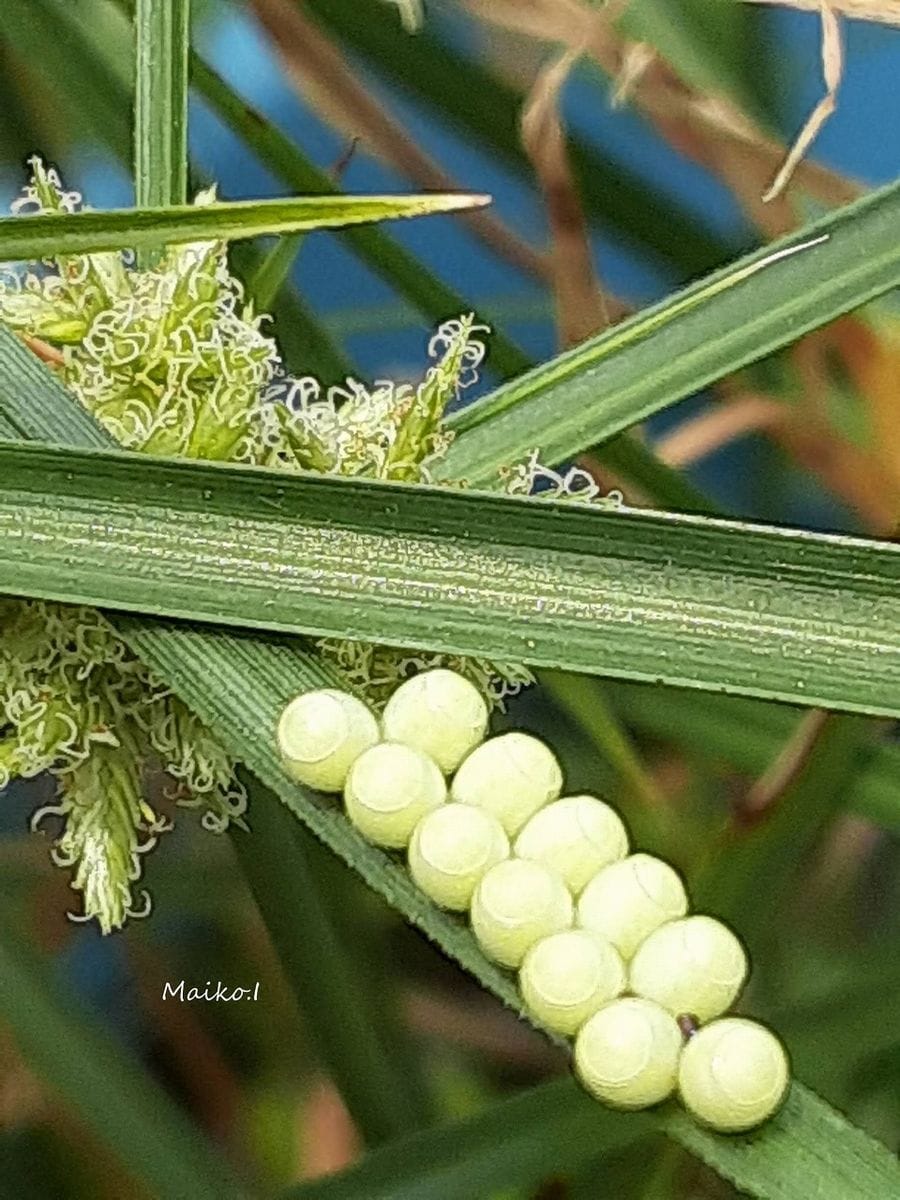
[0,1,899,1197]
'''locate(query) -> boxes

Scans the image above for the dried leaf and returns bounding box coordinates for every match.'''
[744,0,900,24]
[462,0,861,212]
[521,49,612,345]
[762,3,844,202]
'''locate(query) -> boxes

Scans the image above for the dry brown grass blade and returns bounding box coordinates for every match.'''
[521,49,614,346]
[762,3,844,201]
[250,0,548,280]
[745,0,900,23]
[462,0,861,211]
[655,395,786,467]
[827,316,900,498]
[299,1078,360,1179]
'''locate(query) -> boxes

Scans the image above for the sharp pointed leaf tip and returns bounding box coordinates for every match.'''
[424,192,493,213]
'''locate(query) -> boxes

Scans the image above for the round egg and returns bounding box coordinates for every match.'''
[408,802,509,910]
[451,732,563,836]
[277,689,379,792]
[576,854,688,960]
[514,795,629,895]
[344,742,446,848]
[470,858,573,968]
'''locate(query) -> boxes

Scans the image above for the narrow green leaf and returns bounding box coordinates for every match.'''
[232,779,433,1143]
[283,1076,643,1200]
[134,0,190,209]
[1,437,898,718]
[247,233,307,312]
[0,192,488,264]
[0,326,898,1200]
[0,909,250,1200]
[440,180,900,483]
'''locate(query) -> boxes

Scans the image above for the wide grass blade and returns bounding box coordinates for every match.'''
[1,437,898,718]
[439,179,900,484]
[0,193,488,263]
[0,909,249,1200]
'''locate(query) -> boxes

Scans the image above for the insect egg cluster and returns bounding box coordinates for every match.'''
[276,669,790,1135]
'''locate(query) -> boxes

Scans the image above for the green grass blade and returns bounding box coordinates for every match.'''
[0,333,898,1199]
[134,0,190,209]
[231,779,433,1143]
[1,436,899,718]
[439,179,900,483]
[694,714,875,947]
[299,0,733,275]
[0,909,250,1200]
[283,1074,900,1200]
[611,682,900,834]
[0,192,488,263]
[247,233,307,312]
[282,1076,642,1200]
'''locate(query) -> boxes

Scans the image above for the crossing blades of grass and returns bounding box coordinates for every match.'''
[439,177,900,484]
[1,328,899,1200]
[1,437,898,719]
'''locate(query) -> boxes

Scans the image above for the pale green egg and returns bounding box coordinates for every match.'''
[514,795,629,895]
[344,741,446,848]
[382,669,488,774]
[451,732,563,835]
[519,929,626,1037]
[576,853,688,960]
[678,1018,790,1133]
[575,997,682,1110]
[277,689,379,792]
[408,802,509,910]
[470,858,573,968]
[629,915,748,1023]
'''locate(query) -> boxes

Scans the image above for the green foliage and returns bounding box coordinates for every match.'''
[1,439,899,717]
[2,2,900,1198]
